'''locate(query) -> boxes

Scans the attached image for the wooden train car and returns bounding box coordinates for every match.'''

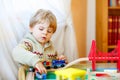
[42,60,66,69]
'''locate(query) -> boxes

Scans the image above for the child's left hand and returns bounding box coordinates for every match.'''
[57,55,68,64]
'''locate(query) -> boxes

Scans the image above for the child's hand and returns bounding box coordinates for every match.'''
[35,61,47,74]
[57,55,68,64]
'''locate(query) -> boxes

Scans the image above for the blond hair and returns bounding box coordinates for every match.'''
[29,9,57,33]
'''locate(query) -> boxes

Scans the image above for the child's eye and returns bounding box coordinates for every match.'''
[47,29,53,33]
[47,30,52,33]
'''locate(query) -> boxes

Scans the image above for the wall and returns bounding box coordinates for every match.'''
[86,0,96,55]
[71,0,96,57]
[71,0,87,57]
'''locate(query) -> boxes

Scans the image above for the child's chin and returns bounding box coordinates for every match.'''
[39,41,46,44]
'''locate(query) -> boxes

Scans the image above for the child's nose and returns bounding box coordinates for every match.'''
[43,29,47,34]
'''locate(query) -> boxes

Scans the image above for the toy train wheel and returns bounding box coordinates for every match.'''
[61,64,65,67]
[54,66,57,69]
[46,66,51,69]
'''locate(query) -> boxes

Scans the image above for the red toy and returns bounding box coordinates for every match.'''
[88,40,120,72]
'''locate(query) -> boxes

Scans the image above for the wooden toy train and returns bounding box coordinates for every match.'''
[28,59,66,80]
[42,59,66,69]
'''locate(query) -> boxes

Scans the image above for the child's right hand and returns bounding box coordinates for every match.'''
[35,61,47,74]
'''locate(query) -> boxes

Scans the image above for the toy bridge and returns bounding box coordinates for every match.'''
[88,40,120,72]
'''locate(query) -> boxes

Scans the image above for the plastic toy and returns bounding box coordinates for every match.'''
[42,61,51,69]
[35,72,47,80]
[88,40,120,71]
[28,59,66,80]
[34,71,57,80]
[52,60,66,68]
[64,40,120,72]
[42,59,66,69]
[55,68,86,80]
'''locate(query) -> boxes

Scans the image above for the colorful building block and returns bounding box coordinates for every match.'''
[55,68,86,80]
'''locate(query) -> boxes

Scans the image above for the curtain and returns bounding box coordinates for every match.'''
[0,0,78,79]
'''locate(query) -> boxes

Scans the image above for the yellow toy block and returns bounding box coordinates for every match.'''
[55,68,86,80]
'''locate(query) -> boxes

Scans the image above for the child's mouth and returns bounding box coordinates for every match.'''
[42,37,46,40]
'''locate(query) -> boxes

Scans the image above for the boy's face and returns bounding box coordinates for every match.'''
[30,21,54,45]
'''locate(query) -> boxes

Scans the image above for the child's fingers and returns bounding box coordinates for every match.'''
[59,55,68,64]
[36,66,47,74]
[65,60,68,64]
[38,67,47,74]
[58,55,66,60]
[35,61,47,74]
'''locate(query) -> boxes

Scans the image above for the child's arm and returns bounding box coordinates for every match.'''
[12,40,42,67]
